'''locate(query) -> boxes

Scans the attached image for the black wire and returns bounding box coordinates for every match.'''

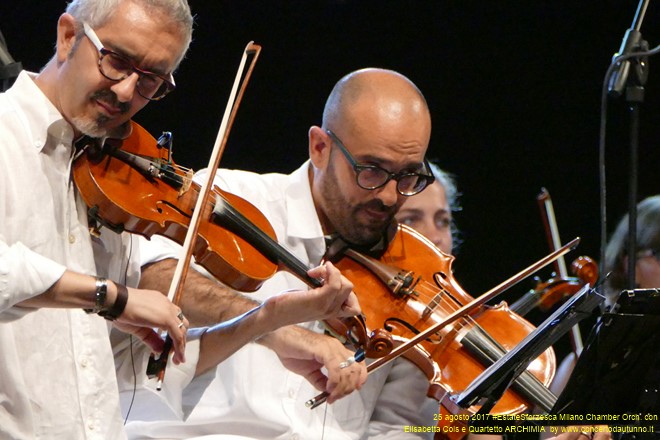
[597,44,660,281]
[122,234,138,425]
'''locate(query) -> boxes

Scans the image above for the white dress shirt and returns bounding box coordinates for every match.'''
[0,71,202,440]
[0,71,128,440]
[125,163,438,439]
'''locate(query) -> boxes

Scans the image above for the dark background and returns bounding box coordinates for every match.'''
[1,1,658,357]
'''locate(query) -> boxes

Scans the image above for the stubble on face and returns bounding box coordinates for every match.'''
[71,88,131,138]
[319,156,397,246]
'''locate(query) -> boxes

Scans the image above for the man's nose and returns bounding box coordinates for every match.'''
[110,72,139,103]
[375,179,400,207]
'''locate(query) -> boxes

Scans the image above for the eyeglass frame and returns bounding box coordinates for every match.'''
[325,129,435,196]
[82,22,176,101]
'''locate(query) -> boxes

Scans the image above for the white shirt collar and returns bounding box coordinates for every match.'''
[8,71,75,153]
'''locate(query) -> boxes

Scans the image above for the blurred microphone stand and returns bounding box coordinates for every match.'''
[603,0,651,291]
[0,27,22,92]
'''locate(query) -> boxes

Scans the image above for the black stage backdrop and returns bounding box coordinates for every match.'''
[2,1,658,358]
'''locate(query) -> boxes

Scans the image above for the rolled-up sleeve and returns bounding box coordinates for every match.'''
[0,238,66,314]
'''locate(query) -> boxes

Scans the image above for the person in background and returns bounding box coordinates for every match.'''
[395,161,460,256]
[595,198,659,440]
[603,195,660,304]
[542,199,660,440]
[395,168,507,440]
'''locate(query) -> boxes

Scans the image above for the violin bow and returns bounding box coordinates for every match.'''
[306,237,580,409]
[147,42,262,390]
[536,188,584,357]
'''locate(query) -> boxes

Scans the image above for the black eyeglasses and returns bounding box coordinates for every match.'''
[83,22,175,101]
[636,248,660,261]
[325,129,435,196]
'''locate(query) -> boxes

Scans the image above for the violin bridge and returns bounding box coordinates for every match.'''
[422,291,445,320]
[179,168,193,196]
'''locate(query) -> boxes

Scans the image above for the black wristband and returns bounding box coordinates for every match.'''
[98,283,128,321]
[84,277,107,314]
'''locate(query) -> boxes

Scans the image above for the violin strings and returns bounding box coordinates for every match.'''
[133,153,195,187]
[408,276,484,334]
[407,273,557,404]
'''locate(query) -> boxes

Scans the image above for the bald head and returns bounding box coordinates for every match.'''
[309,68,433,245]
[322,68,431,139]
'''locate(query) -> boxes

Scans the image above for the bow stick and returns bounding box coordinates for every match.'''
[147,42,262,390]
[537,188,584,357]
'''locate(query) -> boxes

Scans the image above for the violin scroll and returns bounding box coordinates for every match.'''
[571,255,598,286]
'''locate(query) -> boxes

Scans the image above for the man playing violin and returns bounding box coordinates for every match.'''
[128,68,441,439]
[0,1,365,439]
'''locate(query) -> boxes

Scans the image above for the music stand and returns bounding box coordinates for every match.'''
[550,288,660,420]
[452,284,604,414]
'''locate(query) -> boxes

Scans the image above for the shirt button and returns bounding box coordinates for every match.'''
[87,421,95,431]
[291,434,300,440]
[288,388,295,398]
[80,357,89,368]
[68,234,76,244]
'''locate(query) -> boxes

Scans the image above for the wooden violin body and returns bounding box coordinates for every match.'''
[511,256,598,316]
[73,121,278,292]
[330,224,556,437]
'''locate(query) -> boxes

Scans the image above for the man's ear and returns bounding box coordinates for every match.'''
[308,125,332,170]
[56,13,79,63]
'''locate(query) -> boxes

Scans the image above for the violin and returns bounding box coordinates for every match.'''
[321,224,560,438]
[509,188,600,365]
[510,255,599,317]
[508,189,600,403]
[519,188,599,316]
[73,120,279,292]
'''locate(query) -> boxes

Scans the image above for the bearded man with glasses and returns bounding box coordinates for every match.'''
[131,68,442,439]
[0,1,367,439]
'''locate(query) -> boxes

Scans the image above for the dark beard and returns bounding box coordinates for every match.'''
[319,159,396,245]
[73,90,131,138]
